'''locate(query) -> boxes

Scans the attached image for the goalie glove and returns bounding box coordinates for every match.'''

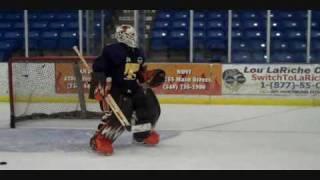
[138,65,166,88]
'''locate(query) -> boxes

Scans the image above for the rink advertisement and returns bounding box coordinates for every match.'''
[146,63,222,95]
[55,62,222,95]
[55,63,92,94]
[222,64,320,96]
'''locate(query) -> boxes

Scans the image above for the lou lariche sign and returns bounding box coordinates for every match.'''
[222,64,320,96]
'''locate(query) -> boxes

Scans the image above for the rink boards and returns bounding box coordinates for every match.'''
[1,61,320,106]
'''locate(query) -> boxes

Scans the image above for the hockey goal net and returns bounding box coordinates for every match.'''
[8,56,102,128]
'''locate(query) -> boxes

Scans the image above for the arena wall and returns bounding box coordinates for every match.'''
[1,59,320,106]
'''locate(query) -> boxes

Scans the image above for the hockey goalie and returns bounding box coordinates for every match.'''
[89,24,166,155]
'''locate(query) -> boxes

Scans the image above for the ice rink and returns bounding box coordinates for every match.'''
[0,102,320,170]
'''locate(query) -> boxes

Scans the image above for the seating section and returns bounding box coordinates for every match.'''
[151,10,319,63]
[1,10,320,63]
[0,10,112,62]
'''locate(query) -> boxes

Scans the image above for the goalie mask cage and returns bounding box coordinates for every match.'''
[8,56,102,128]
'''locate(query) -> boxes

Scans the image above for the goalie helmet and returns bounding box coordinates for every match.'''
[114,24,137,48]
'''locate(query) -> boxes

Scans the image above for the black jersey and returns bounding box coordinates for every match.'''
[92,42,145,94]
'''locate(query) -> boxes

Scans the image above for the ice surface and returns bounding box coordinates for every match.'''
[0,103,320,170]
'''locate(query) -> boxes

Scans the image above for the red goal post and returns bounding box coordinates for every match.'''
[8,56,99,128]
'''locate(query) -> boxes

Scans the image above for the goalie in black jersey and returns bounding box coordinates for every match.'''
[89,24,165,155]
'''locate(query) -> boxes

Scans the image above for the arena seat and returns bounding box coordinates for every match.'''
[232,50,251,63]
[193,21,205,30]
[168,30,188,49]
[151,30,168,50]
[207,20,225,30]
[172,11,189,20]
[30,22,48,32]
[39,31,59,50]
[172,21,188,30]
[244,30,265,39]
[207,11,227,20]
[194,11,206,20]
[58,31,78,49]
[27,31,40,49]
[153,21,170,30]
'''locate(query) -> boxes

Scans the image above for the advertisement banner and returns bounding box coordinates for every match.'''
[55,63,222,95]
[147,63,221,95]
[222,64,320,96]
[55,63,92,94]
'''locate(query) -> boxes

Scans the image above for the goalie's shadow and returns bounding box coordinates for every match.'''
[0,128,180,153]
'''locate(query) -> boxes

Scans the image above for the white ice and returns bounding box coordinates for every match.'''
[0,102,320,170]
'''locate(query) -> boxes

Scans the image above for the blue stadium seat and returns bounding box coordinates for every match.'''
[172,21,188,30]
[271,51,306,63]
[172,11,189,20]
[271,40,290,51]
[156,11,171,20]
[58,31,78,49]
[153,21,170,29]
[206,39,226,49]
[65,22,78,31]
[232,30,243,39]
[38,13,56,21]
[151,30,168,50]
[207,30,225,40]
[12,22,24,31]
[232,12,240,19]
[194,21,205,30]
[0,41,14,62]
[312,21,320,30]
[272,11,307,20]
[242,20,265,30]
[30,22,48,31]
[27,31,40,49]
[3,31,23,49]
[311,30,320,39]
[168,30,188,49]
[55,13,77,21]
[193,30,206,49]
[271,30,285,39]
[232,20,241,29]
[232,51,251,63]
[48,22,66,31]
[282,20,306,30]
[39,31,59,49]
[28,13,39,20]
[194,11,206,20]
[310,51,320,63]
[247,40,266,51]
[207,11,227,20]
[0,22,12,30]
[313,11,320,19]
[4,13,22,22]
[244,30,265,39]
[252,52,267,63]
[287,30,305,39]
[239,11,267,19]
[311,40,320,50]
[207,20,225,29]
[232,40,249,51]
[289,40,306,51]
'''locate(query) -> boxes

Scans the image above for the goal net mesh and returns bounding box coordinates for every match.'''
[9,57,102,125]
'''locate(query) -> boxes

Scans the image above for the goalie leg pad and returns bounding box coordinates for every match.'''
[132,88,161,141]
[92,88,134,143]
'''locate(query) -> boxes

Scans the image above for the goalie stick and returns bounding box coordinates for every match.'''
[72,46,152,133]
